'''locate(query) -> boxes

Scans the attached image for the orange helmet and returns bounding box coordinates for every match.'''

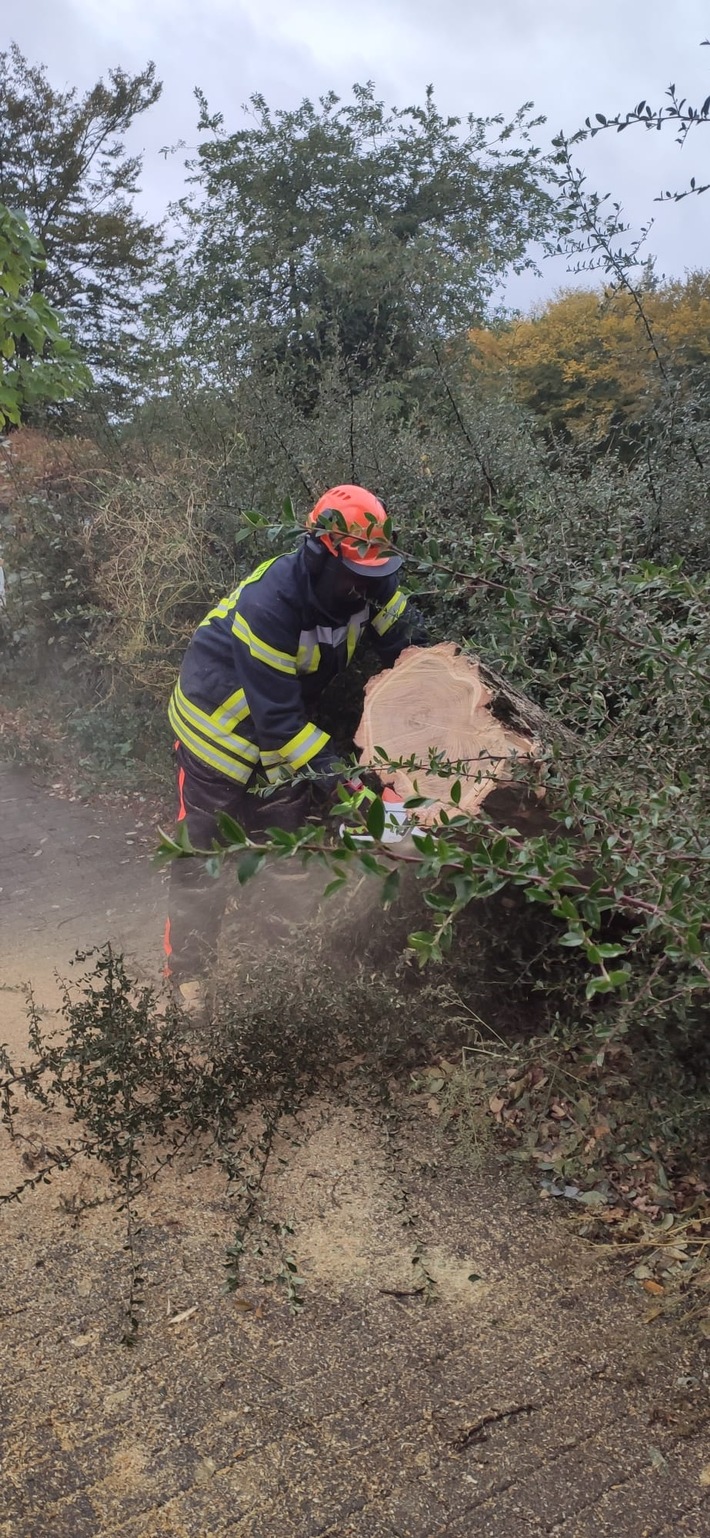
[306,485,402,577]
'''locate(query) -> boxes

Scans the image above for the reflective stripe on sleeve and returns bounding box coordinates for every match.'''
[174,684,259,763]
[198,558,280,630]
[212,687,249,728]
[281,722,332,770]
[371,589,407,636]
[260,721,332,779]
[232,613,298,675]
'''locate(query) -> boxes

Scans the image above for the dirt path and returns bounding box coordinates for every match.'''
[0,764,164,1033]
[1,762,709,1538]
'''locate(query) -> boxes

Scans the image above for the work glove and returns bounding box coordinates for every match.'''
[405,603,431,647]
[344,767,385,796]
[311,751,384,801]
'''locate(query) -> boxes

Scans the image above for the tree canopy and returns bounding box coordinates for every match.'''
[0,203,90,427]
[470,274,710,439]
[0,44,162,401]
[168,84,556,392]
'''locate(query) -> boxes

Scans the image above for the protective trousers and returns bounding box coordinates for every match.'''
[163,742,312,982]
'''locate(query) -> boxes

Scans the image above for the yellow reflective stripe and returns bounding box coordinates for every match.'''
[232,613,297,676]
[174,685,261,762]
[346,619,360,662]
[242,557,280,587]
[280,722,331,770]
[174,683,260,763]
[198,592,235,628]
[212,687,249,728]
[168,698,253,785]
[372,589,407,636]
[260,748,283,767]
[296,639,321,674]
[349,605,369,660]
[198,559,280,629]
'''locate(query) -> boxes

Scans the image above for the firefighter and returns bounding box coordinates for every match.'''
[164,484,426,1013]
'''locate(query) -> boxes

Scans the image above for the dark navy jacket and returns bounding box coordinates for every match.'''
[168,547,421,785]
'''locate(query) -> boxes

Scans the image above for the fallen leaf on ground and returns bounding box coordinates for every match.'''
[168,1305,198,1326]
[232,1296,266,1317]
[575,1188,607,1206]
[648,1445,669,1474]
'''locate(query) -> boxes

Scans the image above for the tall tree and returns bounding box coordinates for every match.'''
[0,203,90,426]
[471,274,710,440]
[169,84,556,397]
[0,44,162,402]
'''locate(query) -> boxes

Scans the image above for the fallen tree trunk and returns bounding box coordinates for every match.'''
[355,643,568,828]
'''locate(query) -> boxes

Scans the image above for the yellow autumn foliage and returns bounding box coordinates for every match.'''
[471,274,710,437]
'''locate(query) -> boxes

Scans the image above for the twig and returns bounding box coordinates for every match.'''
[451,1403,537,1450]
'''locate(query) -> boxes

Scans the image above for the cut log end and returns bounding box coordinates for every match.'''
[355,644,541,826]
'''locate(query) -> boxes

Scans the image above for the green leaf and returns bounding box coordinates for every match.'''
[266,826,298,848]
[172,821,195,854]
[366,794,386,841]
[215,811,248,846]
[237,849,266,885]
[358,851,384,876]
[408,929,436,949]
[585,975,613,999]
[153,830,186,866]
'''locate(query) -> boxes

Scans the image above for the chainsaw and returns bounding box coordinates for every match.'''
[339,780,415,845]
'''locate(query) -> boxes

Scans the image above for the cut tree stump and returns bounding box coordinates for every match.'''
[355,643,561,827]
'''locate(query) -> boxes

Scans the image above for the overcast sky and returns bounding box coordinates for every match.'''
[4,0,710,309]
